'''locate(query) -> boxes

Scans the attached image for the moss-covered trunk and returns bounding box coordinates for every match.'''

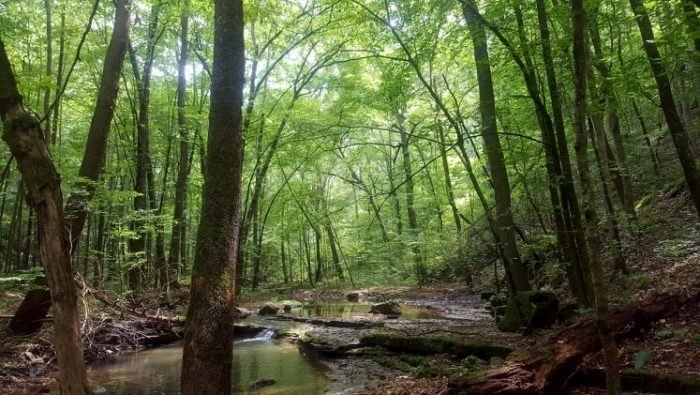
[179,0,245,393]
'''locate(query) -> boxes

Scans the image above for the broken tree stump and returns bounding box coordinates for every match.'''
[9,288,52,335]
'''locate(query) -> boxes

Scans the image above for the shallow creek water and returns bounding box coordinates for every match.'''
[87,335,327,394]
[85,302,447,394]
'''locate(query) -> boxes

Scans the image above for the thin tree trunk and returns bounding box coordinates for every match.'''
[127,7,159,292]
[398,116,426,284]
[168,4,190,289]
[348,168,390,242]
[437,122,461,232]
[632,100,661,175]
[51,12,65,145]
[324,220,343,280]
[589,12,636,219]
[281,240,289,284]
[43,0,52,141]
[571,2,621,392]
[588,117,628,275]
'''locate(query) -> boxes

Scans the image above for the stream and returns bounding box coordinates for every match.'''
[87,331,327,394]
[84,301,467,394]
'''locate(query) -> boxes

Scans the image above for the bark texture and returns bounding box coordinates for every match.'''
[168,3,191,288]
[180,0,245,392]
[462,0,530,293]
[571,1,621,392]
[65,0,132,242]
[0,38,89,395]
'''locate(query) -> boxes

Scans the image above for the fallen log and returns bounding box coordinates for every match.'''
[447,288,700,394]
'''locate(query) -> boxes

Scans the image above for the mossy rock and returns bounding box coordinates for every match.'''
[298,331,360,354]
[258,303,283,315]
[497,291,559,332]
[369,301,401,316]
[345,291,367,303]
[359,333,513,360]
[280,300,303,312]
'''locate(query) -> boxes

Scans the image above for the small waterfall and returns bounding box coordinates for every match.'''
[255,329,275,340]
[236,329,276,343]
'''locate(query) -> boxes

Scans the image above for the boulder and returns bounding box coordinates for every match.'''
[497,291,559,332]
[280,300,303,313]
[234,307,252,319]
[345,292,362,303]
[258,303,283,316]
[369,301,401,316]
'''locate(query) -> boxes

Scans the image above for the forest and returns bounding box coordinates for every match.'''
[0,0,699,394]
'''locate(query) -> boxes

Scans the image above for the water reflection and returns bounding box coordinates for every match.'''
[88,340,327,394]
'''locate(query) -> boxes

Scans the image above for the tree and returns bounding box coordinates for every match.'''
[462,0,530,294]
[571,0,621,392]
[629,0,700,218]
[180,0,245,392]
[168,0,191,290]
[1,37,89,395]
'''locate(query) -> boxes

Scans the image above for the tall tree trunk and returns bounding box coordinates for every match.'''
[535,0,593,306]
[588,116,628,275]
[43,0,52,141]
[0,38,89,395]
[462,0,530,294]
[51,11,65,145]
[169,4,190,289]
[180,0,245,392]
[65,0,133,243]
[398,116,426,284]
[629,0,700,217]
[571,2,621,392]
[437,123,461,232]
[348,168,390,242]
[281,240,289,283]
[387,150,403,236]
[588,11,636,219]
[127,7,159,292]
[631,100,661,175]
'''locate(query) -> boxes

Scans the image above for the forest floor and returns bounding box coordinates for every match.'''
[0,189,699,394]
[356,189,700,394]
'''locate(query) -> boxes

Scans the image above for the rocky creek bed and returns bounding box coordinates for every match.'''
[3,284,699,394]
